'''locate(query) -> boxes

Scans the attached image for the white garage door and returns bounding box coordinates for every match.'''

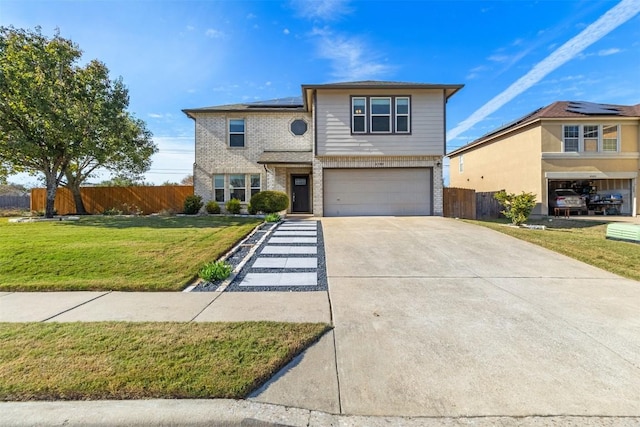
[323,168,432,216]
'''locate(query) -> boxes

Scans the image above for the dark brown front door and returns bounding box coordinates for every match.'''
[291,175,310,213]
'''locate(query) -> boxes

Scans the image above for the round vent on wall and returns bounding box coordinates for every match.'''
[290,119,308,136]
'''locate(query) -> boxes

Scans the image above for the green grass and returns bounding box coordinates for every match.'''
[0,216,261,291]
[469,218,640,281]
[0,322,331,401]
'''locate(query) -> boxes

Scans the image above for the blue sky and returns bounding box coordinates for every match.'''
[2,0,639,186]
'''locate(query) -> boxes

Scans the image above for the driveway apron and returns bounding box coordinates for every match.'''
[322,217,640,417]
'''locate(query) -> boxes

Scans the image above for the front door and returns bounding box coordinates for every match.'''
[291,175,310,213]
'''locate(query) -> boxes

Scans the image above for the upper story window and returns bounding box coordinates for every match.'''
[290,119,308,136]
[229,119,245,148]
[371,97,391,132]
[458,154,464,173]
[351,96,411,134]
[562,124,619,153]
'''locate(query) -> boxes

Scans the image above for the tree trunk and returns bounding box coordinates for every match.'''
[44,175,57,218]
[70,183,87,215]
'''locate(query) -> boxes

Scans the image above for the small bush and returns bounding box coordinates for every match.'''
[494,190,537,226]
[103,207,123,216]
[247,202,258,215]
[264,213,281,223]
[198,260,233,282]
[250,191,289,213]
[205,201,221,214]
[183,195,204,214]
[225,198,242,214]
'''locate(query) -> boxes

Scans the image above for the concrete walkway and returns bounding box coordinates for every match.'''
[3,216,640,426]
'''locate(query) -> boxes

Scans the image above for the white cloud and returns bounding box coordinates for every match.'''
[246,13,257,19]
[148,113,163,119]
[205,28,224,38]
[447,0,640,143]
[315,31,393,81]
[290,0,352,21]
[186,25,195,31]
[598,47,622,55]
[283,28,290,35]
[488,54,510,63]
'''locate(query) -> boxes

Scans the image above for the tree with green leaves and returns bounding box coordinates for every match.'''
[0,26,157,217]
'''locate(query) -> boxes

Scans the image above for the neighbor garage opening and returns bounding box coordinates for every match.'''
[323,168,432,216]
[548,179,632,216]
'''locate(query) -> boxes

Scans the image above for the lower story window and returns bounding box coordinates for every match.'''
[214,175,225,202]
[213,173,261,202]
[250,174,261,197]
[230,174,246,201]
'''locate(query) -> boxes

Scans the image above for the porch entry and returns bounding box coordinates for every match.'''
[291,174,310,213]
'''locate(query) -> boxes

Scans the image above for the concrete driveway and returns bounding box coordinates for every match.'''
[321,216,640,417]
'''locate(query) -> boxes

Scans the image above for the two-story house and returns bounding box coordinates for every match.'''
[448,101,640,216]
[183,81,463,216]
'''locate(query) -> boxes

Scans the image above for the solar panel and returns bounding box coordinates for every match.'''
[566,101,621,115]
[247,97,303,107]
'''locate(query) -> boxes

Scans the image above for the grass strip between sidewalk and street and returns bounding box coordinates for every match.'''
[0,321,331,401]
[0,216,261,292]
[468,218,640,281]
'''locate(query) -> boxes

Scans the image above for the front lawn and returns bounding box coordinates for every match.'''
[0,216,261,291]
[0,322,330,401]
[469,218,640,281]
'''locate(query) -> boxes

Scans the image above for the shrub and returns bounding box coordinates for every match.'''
[250,191,289,213]
[264,213,281,223]
[225,198,242,214]
[198,260,233,282]
[103,203,142,216]
[183,195,203,215]
[205,200,221,214]
[247,202,258,215]
[494,190,537,226]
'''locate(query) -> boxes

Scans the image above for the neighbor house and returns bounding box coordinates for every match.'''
[183,81,463,216]
[448,101,640,216]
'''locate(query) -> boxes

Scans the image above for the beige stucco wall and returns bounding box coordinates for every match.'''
[450,118,640,215]
[449,124,543,211]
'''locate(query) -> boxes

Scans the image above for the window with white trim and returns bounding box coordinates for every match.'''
[563,125,579,152]
[602,125,619,151]
[458,155,464,173]
[562,124,619,153]
[229,119,245,147]
[350,96,411,134]
[212,174,261,202]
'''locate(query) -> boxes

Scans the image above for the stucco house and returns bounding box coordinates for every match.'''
[448,101,640,216]
[183,81,463,216]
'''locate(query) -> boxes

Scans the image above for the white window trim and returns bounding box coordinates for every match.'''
[458,154,464,173]
[562,124,619,153]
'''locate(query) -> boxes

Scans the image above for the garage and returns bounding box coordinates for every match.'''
[323,168,432,216]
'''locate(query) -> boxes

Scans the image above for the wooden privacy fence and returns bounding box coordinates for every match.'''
[443,187,476,219]
[31,186,194,215]
[443,188,505,219]
[475,191,503,219]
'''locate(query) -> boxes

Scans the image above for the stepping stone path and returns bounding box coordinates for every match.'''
[229,220,326,292]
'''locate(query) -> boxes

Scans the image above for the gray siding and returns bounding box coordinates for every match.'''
[315,89,445,156]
